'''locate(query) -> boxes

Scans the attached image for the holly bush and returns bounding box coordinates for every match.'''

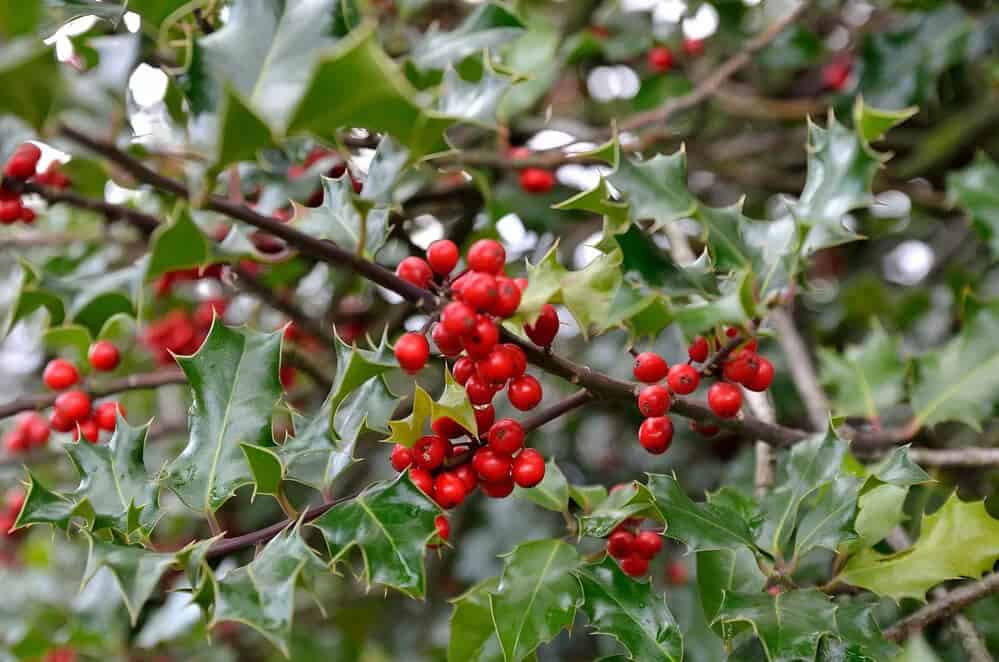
[1,0,999,660]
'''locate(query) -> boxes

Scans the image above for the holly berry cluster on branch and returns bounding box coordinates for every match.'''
[645,37,706,74]
[606,511,663,578]
[390,239,552,511]
[0,142,70,225]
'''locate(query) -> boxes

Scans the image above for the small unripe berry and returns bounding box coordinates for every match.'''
[396,257,433,288]
[620,554,649,577]
[633,352,668,383]
[707,382,742,418]
[88,340,120,372]
[413,435,449,470]
[426,240,459,276]
[633,530,663,559]
[394,332,430,374]
[488,419,525,454]
[607,530,634,559]
[638,416,674,454]
[524,304,559,347]
[54,390,91,423]
[519,168,555,194]
[390,444,413,471]
[511,448,545,488]
[467,239,506,274]
[637,385,671,417]
[744,356,774,392]
[43,359,79,390]
[647,46,673,72]
[667,364,699,395]
[508,375,542,411]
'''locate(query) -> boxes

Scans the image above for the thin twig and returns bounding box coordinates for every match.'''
[770,308,829,432]
[884,571,999,644]
[743,389,776,498]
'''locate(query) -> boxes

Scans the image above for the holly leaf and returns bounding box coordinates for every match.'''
[146,207,213,283]
[0,40,59,129]
[608,150,698,229]
[386,369,477,447]
[161,321,284,514]
[409,2,524,72]
[448,578,505,662]
[488,539,584,662]
[646,474,759,553]
[819,321,907,419]
[82,536,180,625]
[713,589,838,662]
[910,301,999,430]
[514,459,569,512]
[577,482,660,539]
[834,601,899,662]
[575,557,683,661]
[696,547,767,634]
[792,475,862,561]
[437,60,514,128]
[292,175,390,258]
[568,484,608,514]
[841,492,999,601]
[359,135,411,205]
[947,152,999,259]
[310,473,439,597]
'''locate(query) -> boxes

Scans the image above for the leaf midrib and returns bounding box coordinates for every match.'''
[505,544,559,660]
[204,335,250,513]
[915,346,999,425]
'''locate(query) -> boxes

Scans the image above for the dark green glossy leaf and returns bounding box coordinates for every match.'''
[947,152,999,259]
[793,475,862,561]
[578,482,660,539]
[696,547,766,634]
[713,589,838,662]
[82,536,179,624]
[292,175,390,258]
[146,207,213,283]
[834,601,898,662]
[608,150,698,229]
[568,484,608,513]
[448,578,504,662]
[0,40,59,129]
[409,2,524,71]
[646,474,759,553]
[437,61,514,128]
[819,322,907,419]
[240,443,284,497]
[514,459,568,512]
[359,135,410,205]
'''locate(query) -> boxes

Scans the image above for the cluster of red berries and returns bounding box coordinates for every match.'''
[606,515,664,577]
[0,143,70,225]
[508,147,556,194]
[0,488,24,538]
[389,239,555,508]
[633,330,775,452]
[2,412,50,454]
[142,300,224,365]
[645,38,706,74]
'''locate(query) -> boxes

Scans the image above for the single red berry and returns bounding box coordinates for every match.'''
[464,375,495,406]
[638,385,671,417]
[453,463,479,492]
[413,434,449,470]
[4,144,41,179]
[822,60,852,91]
[633,530,663,560]
[513,277,529,292]
[432,323,463,357]
[0,199,21,224]
[434,472,467,509]
[666,560,688,585]
[481,477,515,498]
[478,348,515,386]
[474,404,496,434]
[453,356,476,385]
[396,256,433,288]
[690,420,720,438]
[461,273,498,312]
[519,168,555,194]
[667,364,699,395]
[450,271,471,298]
[647,46,673,72]
[426,240,460,276]
[620,554,649,577]
[467,239,506,275]
[524,304,559,347]
[88,340,120,372]
[461,315,500,359]
[75,417,100,444]
[43,358,79,390]
[432,417,464,439]
[638,416,674,454]
[490,276,522,318]
[744,356,774,392]
[3,429,27,453]
[441,301,477,337]
[707,382,742,418]
[512,448,545,488]
[472,447,512,483]
[94,401,124,432]
[501,344,527,378]
[390,444,414,471]
[488,419,525,454]
[394,332,430,374]
[508,375,542,411]
[54,390,91,423]
[683,38,705,57]
[633,352,668,383]
[409,467,434,495]
[433,514,450,543]
[22,413,50,447]
[49,410,74,433]
[607,530,635,559]
[723,352,760,386]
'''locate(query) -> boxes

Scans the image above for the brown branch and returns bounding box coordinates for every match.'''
[884,572,999,643]
[16,180,159,234]
[521,389,593,432]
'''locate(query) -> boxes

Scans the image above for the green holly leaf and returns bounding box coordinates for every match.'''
[409,2,524,71]
[608,149,698,230]
[841,493,999,601]
[568,484,608,514]
[793,475,863,561]
[386,369,477,447]
[82,536,180,625]
[713,589,838,662]
[161,321,284,514]
[310,473,439,597]
[207,524,326,656]
[145,207,213,283]
[514,459,568,512]
[577,482,660,539]
[437,60,514,128]
[575,557,683,661]
[0,40,59,129]
[696,547,767,634]
[13,470,93,532]
[488,539,584,662]
[292,175,390,258]
[359,135,410,205]
[43,324,92,367]
[947,152,999,259]
[910,301,999,430]
[646,474,759,554]
[834,601,899,662]
[203,87,275,179]
[671,271,757,340]
[870,446,931,487]
[240,443,284,498]
[819,321,907,419]
[448,578,505,662]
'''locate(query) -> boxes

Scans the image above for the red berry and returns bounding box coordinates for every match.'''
[723,352,760,386]
[464,375,495,406]
[54,390,91,422]
[43,358,79,390]
[647,46,673,72]
[453,356,476,385]
[432,323,463,357]
[394,332,430,374]
[501,344,527,378]
[633,530,663,560]
[683,38,705,57]
[94,401,124,432]
[20,207,35,224]
[75,417,100,444]
[450,271,471,298]
[3,144,41,179]
[607,530,635,559]
[433,514,450,543]
[390,444,413,471]
[413,434,449,470]
[3,429,27,453]
[488,418,524,454]
[409,467,434,495]
[524,304,559,347]
[21,413,50,447]
[478,348,514,386]
[666,560,688,585]
[707,382,742,418]
[467,239,506,274]
[452,463,478,493]
[638,385,671,417]
[396,257,433,288]
[490,276,522,318]
[513,277,529,292]
[690,420,720,438]
[49,410,74,433]
[434,472,467,509]
[432,417,464,439]
[620,554,649,577]
[426,240,460,276]
[461,315,499,359]
[633,352,668,383]
[474,404,496,434]
[441,302,477,337]
[481,477,514,498]
[508,375,542,411]
[508,146,531,160]
[822,60,852,91]
[461,273,498,312]
[519,168,555,194]
[512,448,545,487]
[744,357,774,392]
[472,447,512,483]
[88,340,120,372]
[0,199,21,224]
[667,364,699,395]
[638,416,674,454]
